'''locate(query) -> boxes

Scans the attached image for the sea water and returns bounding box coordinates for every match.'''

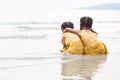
[0,10,120,80]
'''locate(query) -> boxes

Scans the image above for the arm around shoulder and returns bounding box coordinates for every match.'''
[63,28,80,35]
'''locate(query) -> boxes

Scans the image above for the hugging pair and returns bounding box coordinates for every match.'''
[60,16,108,55]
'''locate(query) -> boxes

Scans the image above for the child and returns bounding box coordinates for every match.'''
[60,21,83,55]
[64,17,108,55]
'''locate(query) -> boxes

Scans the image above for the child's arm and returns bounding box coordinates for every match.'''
[63,28,80,36]
[61,38,66,48]
[60,38,66,53]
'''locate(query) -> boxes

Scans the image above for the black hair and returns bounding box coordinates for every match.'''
[61,22,74,30]
[80,16,97,34]
[80,16,93,29]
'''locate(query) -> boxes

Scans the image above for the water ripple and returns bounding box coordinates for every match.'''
[0,35,47,39]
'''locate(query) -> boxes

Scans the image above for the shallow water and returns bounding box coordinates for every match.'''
[0,55,120,80]
[0,10,120,80]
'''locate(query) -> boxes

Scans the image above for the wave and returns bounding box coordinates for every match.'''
[96,21,120,23]
[0,54,80,61]
[0,54,79,70]
[100,36,120,39]
[0,56,60,60]
[0,21,61,25]
[17,26,60,30]
[0,35,47,39]
[0,20,120,25]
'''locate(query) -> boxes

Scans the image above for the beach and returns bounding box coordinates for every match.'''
[0,10,120,80]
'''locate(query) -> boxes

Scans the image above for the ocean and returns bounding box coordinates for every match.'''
[0,10,120,80]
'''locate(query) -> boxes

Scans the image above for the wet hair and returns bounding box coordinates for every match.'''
[80,16,97,34]
[61,22,74,30]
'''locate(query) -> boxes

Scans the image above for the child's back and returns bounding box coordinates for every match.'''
[80,30,108,55]
[60,21,83,54]
[61,32,83,54]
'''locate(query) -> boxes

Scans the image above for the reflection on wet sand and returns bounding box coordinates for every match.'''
[61,55,107,80]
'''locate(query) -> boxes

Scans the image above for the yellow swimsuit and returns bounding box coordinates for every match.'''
[80,30,108,55]
[61,32,83,55]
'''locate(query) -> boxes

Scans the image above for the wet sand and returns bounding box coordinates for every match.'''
[0,54,120,80]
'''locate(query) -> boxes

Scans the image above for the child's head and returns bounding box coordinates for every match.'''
[61,22,74,32]
[80,16,93,30]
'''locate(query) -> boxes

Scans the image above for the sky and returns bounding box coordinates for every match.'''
[1,0,120,11]
[0,0,120,22]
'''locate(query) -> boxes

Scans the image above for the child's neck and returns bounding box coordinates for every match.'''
[81,27,91,30]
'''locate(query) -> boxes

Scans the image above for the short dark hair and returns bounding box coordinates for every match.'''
[61,22,74,30]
